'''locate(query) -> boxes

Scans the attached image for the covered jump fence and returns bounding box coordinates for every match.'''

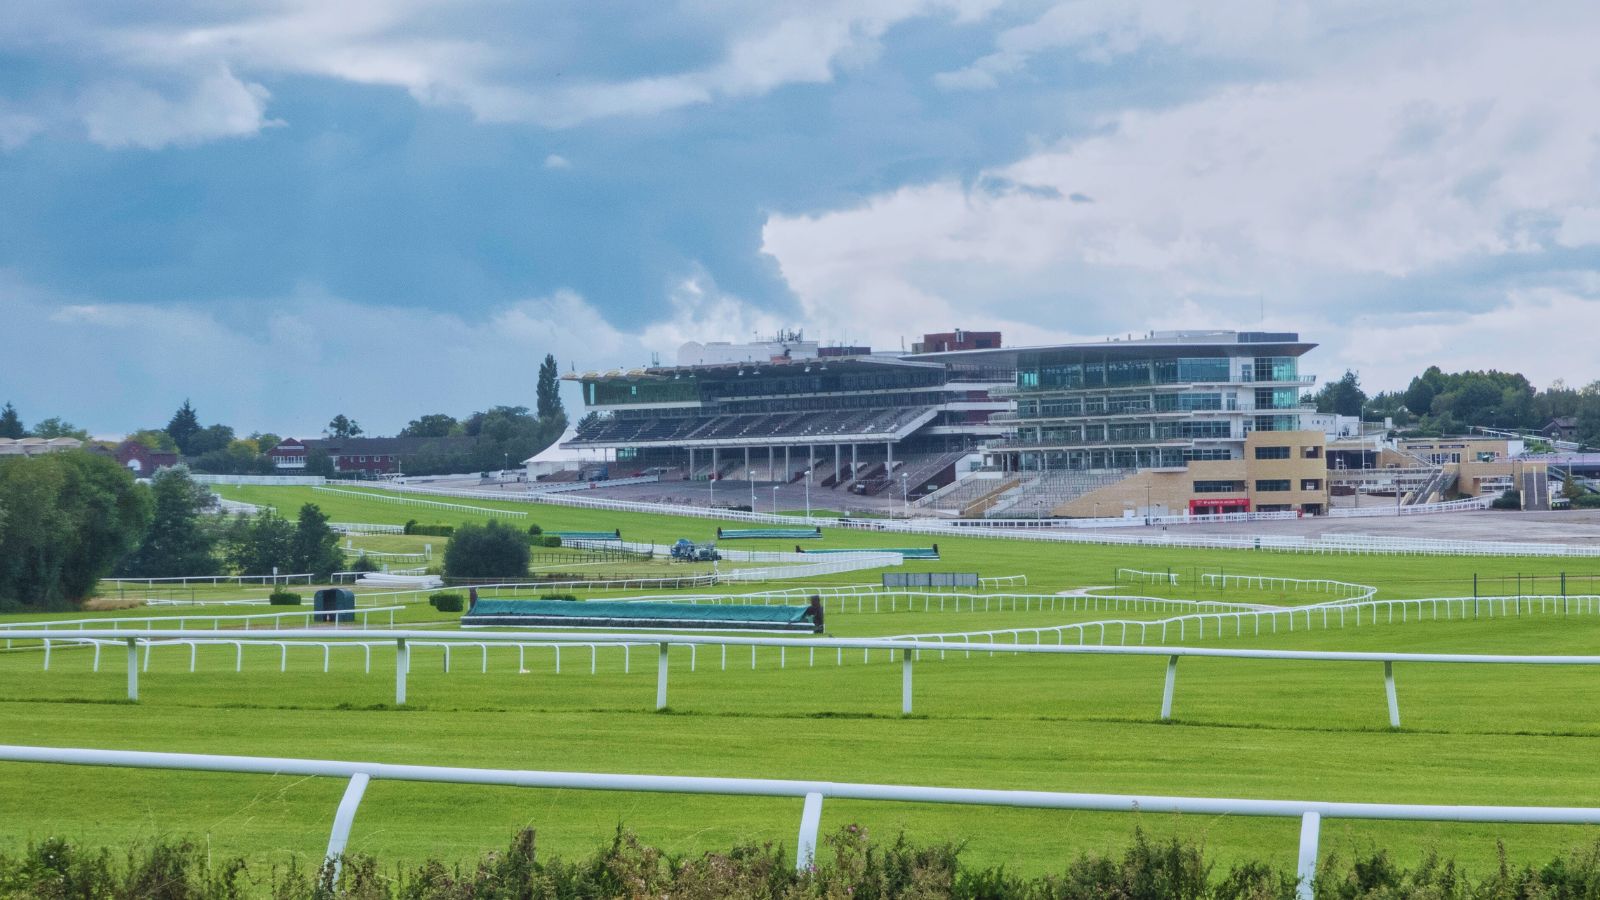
[717,527,822,540]
[461,599,825,633]
[803,545,939,560]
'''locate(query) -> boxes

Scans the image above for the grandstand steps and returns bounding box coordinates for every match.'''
[959,477,1023,517]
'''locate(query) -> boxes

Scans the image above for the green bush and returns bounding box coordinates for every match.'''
[268,589,301,606]
[540,593,579,602]
[1491,489,1522,510]
[13,828,1600,899]
[428,592,465,612]
[443,520,531,579]
[527,523,543,536]
[404,522,455,537]
[541,535,562,547]
[1572,492,1600,509]
[350,555,380,573]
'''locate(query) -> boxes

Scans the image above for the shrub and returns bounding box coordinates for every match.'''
[1491,489,1522,510]
[527,523,543,536]
[350,554,380,572]
[268,589,301,606]
[541,535,562,548]
[443,520,531,579]
[1572,492,1600,509]
[405,523,455,537]
[540,593,579,602]
[429,592,465,613]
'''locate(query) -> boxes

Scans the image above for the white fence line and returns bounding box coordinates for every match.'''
[14,626,1600,733]
[101,573,317,587]
[529,474,661,493]
[190,474,328,486]
[330,522,407,534]
[10,745,1600,895]
[978,574,1028,588]
[1116,568,1179,586]
[1197,574,1376,600]
[0,606,403,635]
[355,483,1600,558]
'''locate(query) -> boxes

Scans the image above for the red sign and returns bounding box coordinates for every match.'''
[1190,497,1250,513]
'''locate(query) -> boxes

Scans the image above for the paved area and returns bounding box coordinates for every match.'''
[407,475,1600,545]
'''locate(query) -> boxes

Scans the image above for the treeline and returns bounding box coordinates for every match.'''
[1306,367,1600,445]
[11,826,1600,899]
[0,455,346,610]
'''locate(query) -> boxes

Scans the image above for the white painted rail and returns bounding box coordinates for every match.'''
[12,628,1600,730]
[3,744,1599,897]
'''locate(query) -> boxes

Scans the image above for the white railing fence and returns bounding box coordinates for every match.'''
[9,745,1600,896]
[11,628,1600,731]
[312,486,526,518]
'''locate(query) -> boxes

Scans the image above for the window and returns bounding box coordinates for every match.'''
[1255,479,1291,492]
[1302,446,1322,458]
[1184,448,1232,461]
[1301,479,1323,491]
[1254,446,1291,460]
[1194,480,1246,494]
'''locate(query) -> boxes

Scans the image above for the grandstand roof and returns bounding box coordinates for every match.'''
[911,331,1315,364]
[567,354,939,382]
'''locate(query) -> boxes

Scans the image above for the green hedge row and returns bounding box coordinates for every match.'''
[267,590,301,606]
[403,520,455,537]
[10,828,1600,899]
[427,592,464,613]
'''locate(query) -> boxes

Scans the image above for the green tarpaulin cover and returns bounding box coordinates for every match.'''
[463,599,821,632]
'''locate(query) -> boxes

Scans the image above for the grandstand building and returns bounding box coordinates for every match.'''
[563,334,1012,496]
[565,328,1332,516]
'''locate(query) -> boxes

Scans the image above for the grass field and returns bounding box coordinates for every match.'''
[3,484,1600,883]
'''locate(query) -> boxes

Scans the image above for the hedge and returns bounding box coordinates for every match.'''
[268,590,301,606]
[403,520,455,537]
[428,592,465,613]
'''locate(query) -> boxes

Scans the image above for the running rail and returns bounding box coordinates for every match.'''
[9,628,1600,726]
[1,744,1598,899]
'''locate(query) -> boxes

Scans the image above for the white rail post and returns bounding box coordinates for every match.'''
[901,647,913,715]
[1160,655,1178,720]
[796,791,824,871]
[1383,661,1400,728]
[325,772,371,878]
[395,638,409,705]
[1295,810,1321,900]
[125,638,139,701]
[656,643,669,710]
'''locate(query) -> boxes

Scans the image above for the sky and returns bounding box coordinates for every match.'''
[3,0,1600,437]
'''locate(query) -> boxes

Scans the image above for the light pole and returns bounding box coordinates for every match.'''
[709,469,715,507]
[804,468,812,519]
[1145,484,1152,524]
[748,469,756,512]
[901,473,909,517]
[772,485,779,516]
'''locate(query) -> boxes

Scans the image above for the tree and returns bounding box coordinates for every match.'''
[1310,370,1367,417]
[443,521,530,579]
[537,354,565,423]
[129,429,179,453]
[304,448,335,477]
[249,432,282,452]
[117,465,220,577]
[327,415,363,439]
[221,510,296,576]
[30,417,89,440]
[289,503,345,578]
[0,452,152,609]
[0,403,23,439]
[185,423,236,456]
[400,414,460,438]
[166,400,202,454]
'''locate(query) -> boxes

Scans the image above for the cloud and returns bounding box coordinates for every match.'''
[763,6,1600,388]
[542,153,571,169]
[4,0,1008,145]
[77,67,277,149]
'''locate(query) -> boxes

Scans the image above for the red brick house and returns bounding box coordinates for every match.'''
[114,440,179,477]
[267,436,476,476]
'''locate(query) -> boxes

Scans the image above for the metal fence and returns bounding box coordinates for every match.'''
[10,627,1600,730]
[3,743,1598,899]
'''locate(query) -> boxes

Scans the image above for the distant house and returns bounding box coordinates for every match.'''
[0,437,83,457]
[114,440,178,476]
[1543,417,1579,442]
[267,436,478,476]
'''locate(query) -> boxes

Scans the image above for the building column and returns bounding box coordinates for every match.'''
[834,444,841,483]
[851,444,858,478]
[687,447,695,479]
[712,447,718,478]
[886,441,894,472]
[784,445,791,481]
[768,445,775,481]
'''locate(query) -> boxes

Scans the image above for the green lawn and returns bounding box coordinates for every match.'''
[3,485,1600,882]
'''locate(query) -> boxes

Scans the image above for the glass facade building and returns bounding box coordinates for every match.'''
[991,332,1316,472]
